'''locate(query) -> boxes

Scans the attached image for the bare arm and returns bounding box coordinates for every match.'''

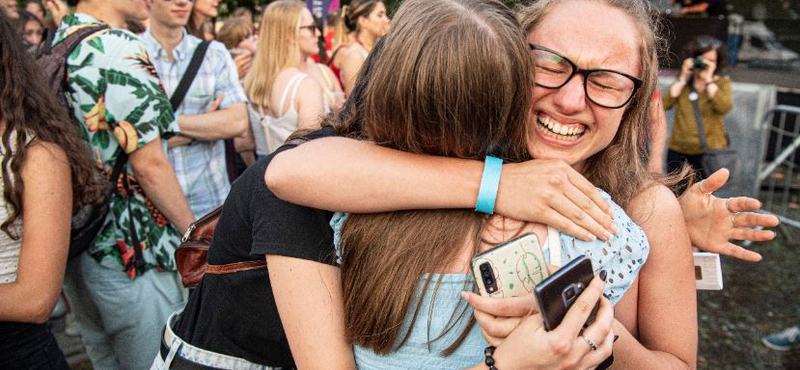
[649,91,667,174]
[295,78,326,131]
[612,184,697,370]
[268,255,356,370]
[267,137,617,241]
[679,2,709,14]
[0,142,71,323]
[234,124,257,167]
[130,139,194,234]
[177,102,248,141]
[340,51,365,97]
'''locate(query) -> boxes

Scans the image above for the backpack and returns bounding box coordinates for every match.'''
[36,25,127,258]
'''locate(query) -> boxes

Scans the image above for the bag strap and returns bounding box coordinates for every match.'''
[688,84,710,152]
[170,41,211,112]
[39,25,107,59]
[206,260,266,275]
[110,150,145,274]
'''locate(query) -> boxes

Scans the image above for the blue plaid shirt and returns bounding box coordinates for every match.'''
[141,29,247,218]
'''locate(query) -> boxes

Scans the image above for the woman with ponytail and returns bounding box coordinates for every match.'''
[338,0,389,96]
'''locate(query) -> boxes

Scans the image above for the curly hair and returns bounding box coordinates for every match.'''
[0,8,105,238]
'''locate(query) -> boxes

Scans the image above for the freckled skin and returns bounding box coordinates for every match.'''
[526,1,641,172]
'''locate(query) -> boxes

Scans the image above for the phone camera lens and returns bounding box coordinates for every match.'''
[480,263,490,272]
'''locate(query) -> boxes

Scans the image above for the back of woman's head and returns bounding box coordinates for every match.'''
[363,0,532,161]
[519,0,662,207]
[340,0,532,355]
[0,8,104,238]
[243,0,305,110]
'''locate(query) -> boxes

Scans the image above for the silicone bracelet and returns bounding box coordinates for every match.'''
[475,156,503,215]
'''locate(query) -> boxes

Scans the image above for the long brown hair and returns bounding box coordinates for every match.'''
[339,0,533,355]
[519,0,665,207]
[0,8,105,238]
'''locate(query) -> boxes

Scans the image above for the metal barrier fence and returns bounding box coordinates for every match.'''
[757,104,800,230]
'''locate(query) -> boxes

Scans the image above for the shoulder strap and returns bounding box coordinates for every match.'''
[206,260,266,275]
[327,45,343,67]
[170,40,211,112]
[39,25,107,59]
[107,150,144,274]
[277,74,307,117]
[688,84,710,152]
[316,63,334,90]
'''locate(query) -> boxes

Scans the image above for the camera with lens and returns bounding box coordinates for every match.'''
[691,56,707,72]
[478,262,497,293]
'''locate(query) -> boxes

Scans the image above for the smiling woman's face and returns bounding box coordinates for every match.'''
[526,0,641,172]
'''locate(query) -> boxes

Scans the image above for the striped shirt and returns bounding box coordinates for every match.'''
[141,29,247,218]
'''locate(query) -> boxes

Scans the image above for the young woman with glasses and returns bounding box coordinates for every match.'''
[266,0,778,368]
[268,0,618,368]
[243,0,328,156]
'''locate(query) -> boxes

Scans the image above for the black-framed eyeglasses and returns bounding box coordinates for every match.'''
[299,24,318,32]
[529,44,643,109]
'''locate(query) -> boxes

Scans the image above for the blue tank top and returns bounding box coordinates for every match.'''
[331,189,648,369]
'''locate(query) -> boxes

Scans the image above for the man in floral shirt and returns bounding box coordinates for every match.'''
[58,0,195,369]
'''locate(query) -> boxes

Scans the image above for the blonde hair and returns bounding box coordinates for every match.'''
[243,0,305,111]
[329,9,351,51]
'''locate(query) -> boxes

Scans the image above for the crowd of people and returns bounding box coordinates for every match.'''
[0,0,793,369]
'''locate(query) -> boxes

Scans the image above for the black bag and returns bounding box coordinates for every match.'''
[688,85,739,176]
[36,25,128,258]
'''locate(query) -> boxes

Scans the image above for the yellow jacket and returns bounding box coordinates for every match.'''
[664,77,733,155]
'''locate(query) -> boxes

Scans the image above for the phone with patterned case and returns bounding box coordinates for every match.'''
[471,233,549,298]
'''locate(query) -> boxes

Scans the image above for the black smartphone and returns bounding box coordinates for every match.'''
[534,255,597,331]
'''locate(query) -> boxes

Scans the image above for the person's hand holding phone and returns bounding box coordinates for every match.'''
[462,291,539,346]
[487,275,615,370]
[464,264,560,346]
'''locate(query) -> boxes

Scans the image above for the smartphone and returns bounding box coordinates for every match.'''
[534,255,597,331]
[470,233,549,298]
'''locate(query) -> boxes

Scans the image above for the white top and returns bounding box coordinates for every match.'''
[0,131,29,284]
[256,73,308,154]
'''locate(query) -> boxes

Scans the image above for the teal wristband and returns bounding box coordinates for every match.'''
[475,156,503,215]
